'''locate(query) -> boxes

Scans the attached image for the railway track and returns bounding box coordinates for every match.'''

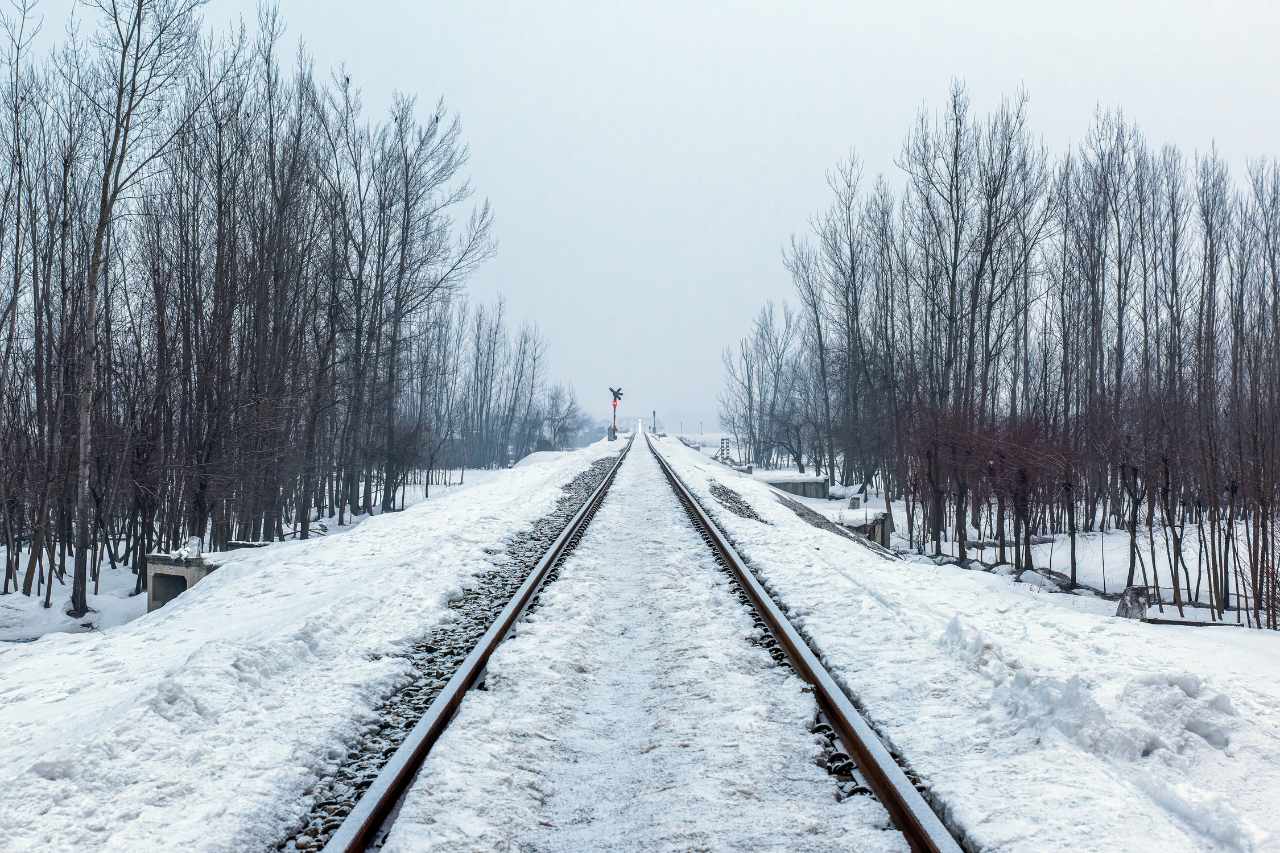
[315,431,962,853]
[299,436,634,852]
[646,433,962,853]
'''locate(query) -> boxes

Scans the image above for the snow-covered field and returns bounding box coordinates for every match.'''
[0,442,618,852]
[656,435,1280,852]
[385,441,906,852]
[776,486,1255,614]
[0,561,144,643]
[684,435,1252,614]
[0,469,505,644]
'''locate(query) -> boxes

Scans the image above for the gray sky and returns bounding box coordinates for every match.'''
[37,1,1280,431]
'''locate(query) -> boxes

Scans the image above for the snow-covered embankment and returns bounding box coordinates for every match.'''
[0,440,619,852]
[657,436,1280,853]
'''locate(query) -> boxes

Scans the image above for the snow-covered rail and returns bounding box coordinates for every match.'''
[646,433,963,853]
[318,435,634,852]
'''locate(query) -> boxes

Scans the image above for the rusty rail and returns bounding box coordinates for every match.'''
[321,435,633,852]
[646,433,963,853]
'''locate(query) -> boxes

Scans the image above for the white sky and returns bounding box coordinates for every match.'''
[33,1,1280,431]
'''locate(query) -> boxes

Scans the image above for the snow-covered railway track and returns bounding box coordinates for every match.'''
[282,437,634,853]
[307,431,958,853]
[646,434,962,853]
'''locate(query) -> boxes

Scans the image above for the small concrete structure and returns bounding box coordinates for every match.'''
[766,478,830,500]
[147,554,218,612]
[850,510,895,547]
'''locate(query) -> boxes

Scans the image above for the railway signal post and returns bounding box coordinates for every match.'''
[608,386,623,440]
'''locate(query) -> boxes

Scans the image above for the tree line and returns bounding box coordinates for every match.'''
[0,1,584,615]
[721,83,1280,628]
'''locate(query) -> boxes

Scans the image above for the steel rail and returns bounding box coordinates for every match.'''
[646,433,963,853]
[321,435,634,853]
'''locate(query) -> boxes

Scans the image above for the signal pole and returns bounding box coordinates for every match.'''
[608,387,623,440]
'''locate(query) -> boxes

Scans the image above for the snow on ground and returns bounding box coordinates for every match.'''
[0,561,144,643]
[0,470,506,645]
[754,469,829,483]
[655,435,1280,853]
[385,440,906,853]
[675,431,730,455]
[394,467,505,507]
[0,440,620,853]
[786,488,1256,613]
[513,449,567,468]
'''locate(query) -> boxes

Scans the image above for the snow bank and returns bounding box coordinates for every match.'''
[513,449,567,468]
[0,440,619,852]
[655,436,1280,853]
[0,563,144,642]
[0,472,506,645]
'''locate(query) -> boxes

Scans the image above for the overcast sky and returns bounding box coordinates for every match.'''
[37,1,1280,432]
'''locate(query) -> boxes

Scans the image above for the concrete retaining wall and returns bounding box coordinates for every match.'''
[766,479,829,500]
